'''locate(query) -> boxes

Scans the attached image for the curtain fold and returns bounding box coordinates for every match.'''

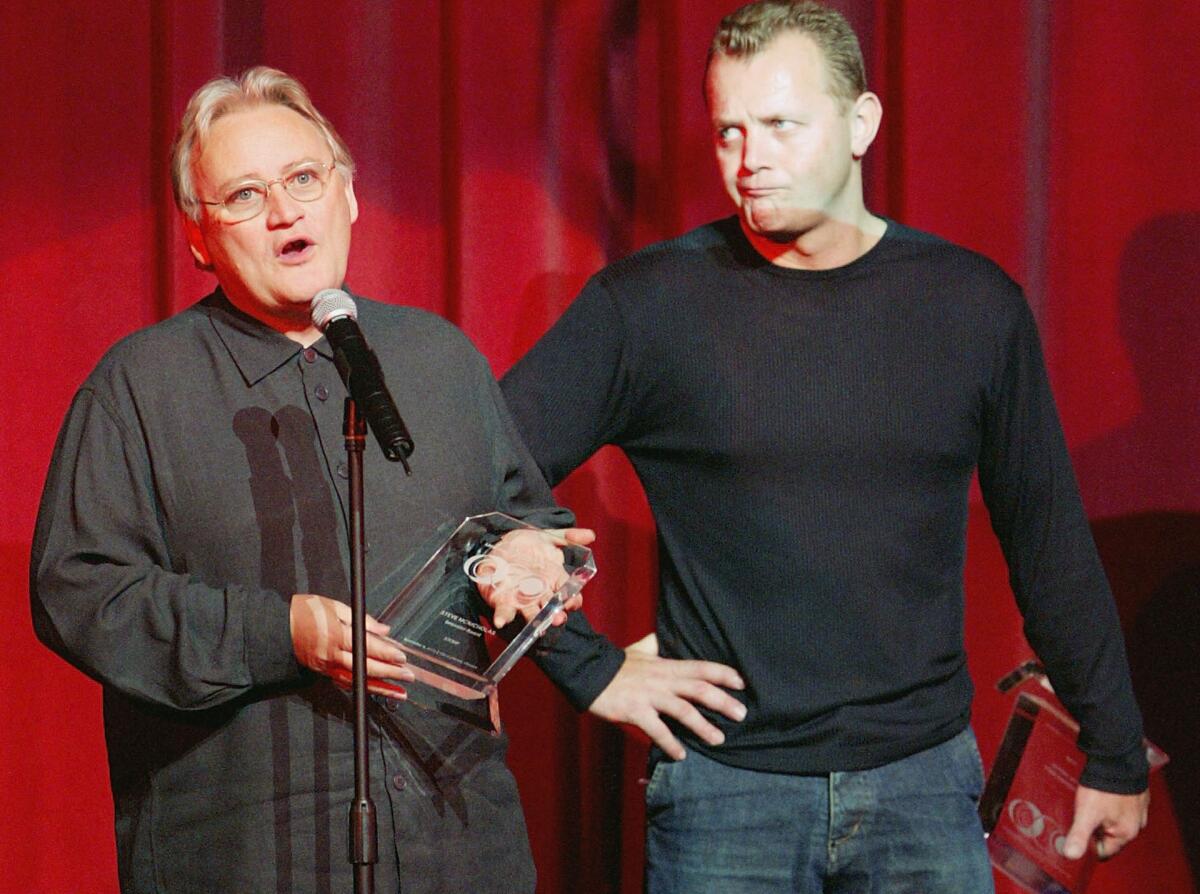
[2,3,1196,891]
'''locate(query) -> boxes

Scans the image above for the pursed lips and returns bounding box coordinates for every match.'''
[739,184,783,197]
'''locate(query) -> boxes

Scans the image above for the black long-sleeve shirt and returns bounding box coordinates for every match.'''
[31,289,580,893]
[502,217,1148,793]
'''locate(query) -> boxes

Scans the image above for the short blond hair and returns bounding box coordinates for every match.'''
[170,66,355,221]
[708,0,867,107]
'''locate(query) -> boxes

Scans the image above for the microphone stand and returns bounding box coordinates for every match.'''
[344,398,376,894]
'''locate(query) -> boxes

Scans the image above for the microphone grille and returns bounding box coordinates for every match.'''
[311,289,357,330]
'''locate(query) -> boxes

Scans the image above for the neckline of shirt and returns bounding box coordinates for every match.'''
[204,287,336,386]
[727,216,898,282]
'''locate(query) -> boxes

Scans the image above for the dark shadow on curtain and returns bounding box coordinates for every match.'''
[1078,213,1200,883]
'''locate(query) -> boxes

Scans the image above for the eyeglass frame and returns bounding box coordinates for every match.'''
[198,158,340,222]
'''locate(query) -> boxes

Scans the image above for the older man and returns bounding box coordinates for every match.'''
[502,1,1150,891]
[31,67,586,893]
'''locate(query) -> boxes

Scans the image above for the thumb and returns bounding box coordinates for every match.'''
[493,603,515,628]
[1062,812,1095,860]
[561,527,596,546]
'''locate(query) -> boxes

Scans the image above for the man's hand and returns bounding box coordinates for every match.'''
[1062,784,1150,860]
[289,593,413,699]
[474,527,595,628]
[587,633,747,760]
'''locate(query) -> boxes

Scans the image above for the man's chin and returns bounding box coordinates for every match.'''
[759,228,803,245]
[277,271,344,305]
[740,212,802,245]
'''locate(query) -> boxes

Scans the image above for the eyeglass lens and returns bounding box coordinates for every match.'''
[221,163,330,220]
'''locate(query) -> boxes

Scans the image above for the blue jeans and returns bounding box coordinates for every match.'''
[644,727,994,893]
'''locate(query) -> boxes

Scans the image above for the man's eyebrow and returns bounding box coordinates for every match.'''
[213,157,322,191]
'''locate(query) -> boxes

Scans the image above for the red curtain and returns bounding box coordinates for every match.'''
[2,2,1196,892]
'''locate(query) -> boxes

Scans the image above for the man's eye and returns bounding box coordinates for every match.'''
[289,164,326,185]
[717,127,740,144]
[226,185,261,205]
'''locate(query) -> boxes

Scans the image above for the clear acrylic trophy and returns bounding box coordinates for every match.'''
[374,512,596,734]
[979,662,1168,893]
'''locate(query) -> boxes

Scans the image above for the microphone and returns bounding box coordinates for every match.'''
[310,289,414,469]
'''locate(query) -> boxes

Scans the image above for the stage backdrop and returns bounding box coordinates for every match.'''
[2,2,1196,892]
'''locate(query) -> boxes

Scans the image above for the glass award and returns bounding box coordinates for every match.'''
[979,662,1168,894]
[374,512,596,734]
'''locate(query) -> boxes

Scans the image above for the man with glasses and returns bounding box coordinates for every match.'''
[31,67,588,893]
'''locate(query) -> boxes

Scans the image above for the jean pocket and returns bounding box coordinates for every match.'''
[948,728,986,803]
[643,749,678,809]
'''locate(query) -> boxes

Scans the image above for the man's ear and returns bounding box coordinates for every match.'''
[344,176,359,225]
[849,91,883,159]
[183,214,213,271]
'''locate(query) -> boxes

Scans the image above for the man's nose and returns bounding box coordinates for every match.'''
[741,129,768,172]
[265,181,303,226]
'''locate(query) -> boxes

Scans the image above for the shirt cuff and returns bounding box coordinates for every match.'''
[1078,745,1150,794]
[243,588,306,687]
[532,612,626,711]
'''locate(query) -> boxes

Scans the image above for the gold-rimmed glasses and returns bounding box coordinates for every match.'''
[200,159,338,222]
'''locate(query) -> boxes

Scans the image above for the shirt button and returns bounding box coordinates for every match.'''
[336,462,349,479]
[315,384,329,401]
[391,774,407,791]
[303,348,317,363]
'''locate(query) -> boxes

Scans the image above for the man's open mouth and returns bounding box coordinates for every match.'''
[280,238,312,257]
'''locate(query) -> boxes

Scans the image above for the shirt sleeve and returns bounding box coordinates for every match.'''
[501,277,635,487]
[30,386,304,711]
[499,279,632,707]
[978,299,1149,793]
[485,370,575,531]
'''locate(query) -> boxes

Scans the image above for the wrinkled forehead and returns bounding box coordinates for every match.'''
[192,104,330,186]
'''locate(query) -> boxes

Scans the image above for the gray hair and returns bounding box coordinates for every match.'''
[708,0,867,107]
[170,66,355,221]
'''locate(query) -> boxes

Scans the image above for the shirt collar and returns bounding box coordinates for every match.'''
[201,287,335,386]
